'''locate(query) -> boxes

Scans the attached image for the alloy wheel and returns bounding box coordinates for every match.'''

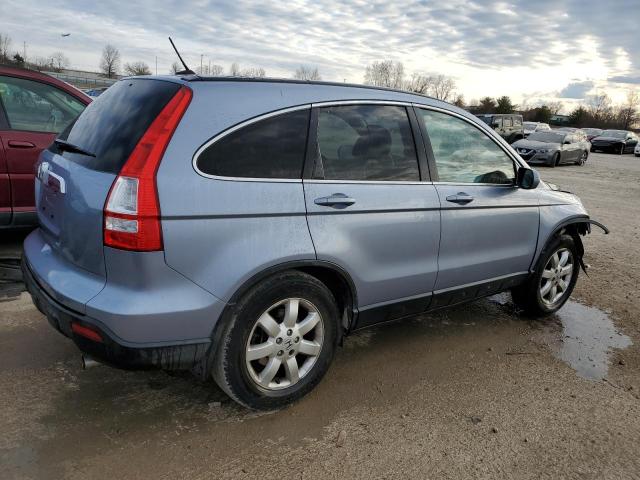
[539,248,574,306]
[245,298,324,391]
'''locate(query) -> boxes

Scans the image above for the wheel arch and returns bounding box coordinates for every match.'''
[193,260,359,380]
[531,215,609,274]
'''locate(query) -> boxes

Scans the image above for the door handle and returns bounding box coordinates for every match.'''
[446,192,474,205]
[8,140,36,149]
[314,193,356,208]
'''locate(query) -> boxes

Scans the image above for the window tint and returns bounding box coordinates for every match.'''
[418,109,515,184]
[197,109,310,179]
[61,79,180,173]
[315,105,419,181]
[0,75,85,133]
[503,117,513,128]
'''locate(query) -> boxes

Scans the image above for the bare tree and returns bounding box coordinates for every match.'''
[170,61,181,74]
[0,33,11,62]
[430,74,457,102]
[210,64,224,76]
[453,94,465,108]
[229,62,241,76]
[228,63,266,77]
[588,92,612,123]
[363,60,405,89]
[124,61,151,76]
[547,101,563,115]
[293,65,321,81]
[405,73,433,94]
[33,56,52,71]
[617,90,640,130]
[100,44,120,78]
[49,52,70,71]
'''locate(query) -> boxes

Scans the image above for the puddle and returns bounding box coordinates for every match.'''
[548,301,632,380]
[490,293,632,380]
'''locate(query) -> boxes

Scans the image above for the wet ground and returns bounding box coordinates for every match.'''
[1,152,640,479]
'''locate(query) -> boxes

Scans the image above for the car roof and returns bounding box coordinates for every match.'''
[0,64,92,104]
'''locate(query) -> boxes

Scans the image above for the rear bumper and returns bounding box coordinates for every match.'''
[22,257,211,370]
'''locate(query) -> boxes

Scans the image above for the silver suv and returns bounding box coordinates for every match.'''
[22,77,607,409]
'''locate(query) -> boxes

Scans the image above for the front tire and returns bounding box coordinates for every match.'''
[548,152,559,168]
[212,271,339,410]
[577,150,587,165]
[511,234,579,317]
[619,144,625,155]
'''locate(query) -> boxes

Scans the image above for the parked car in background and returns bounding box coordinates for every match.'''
[22,76,607,409]
[83,87,109,98]
[523,122,551,137]
[590,130,639,155]
[512,130,590,167]
[635,143,640,157]
[555,127,588,141]
[581,128,603,142]
[476,113,524,143]
[0,66,91,228]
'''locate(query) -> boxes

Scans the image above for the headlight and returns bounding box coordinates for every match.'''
[537,149,550,153]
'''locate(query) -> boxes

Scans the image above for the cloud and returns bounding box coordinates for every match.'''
[608,75,640,84]
[558,81,595,99]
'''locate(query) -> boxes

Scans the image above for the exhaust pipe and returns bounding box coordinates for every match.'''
[81,355,101,370]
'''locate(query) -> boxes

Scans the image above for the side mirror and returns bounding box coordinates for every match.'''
[564,140,571,144]
[517,167,540,190]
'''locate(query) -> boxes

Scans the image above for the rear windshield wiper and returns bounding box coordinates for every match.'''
[54,139,96,158]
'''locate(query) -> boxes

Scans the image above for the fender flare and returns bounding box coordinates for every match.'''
[534,215,609,275]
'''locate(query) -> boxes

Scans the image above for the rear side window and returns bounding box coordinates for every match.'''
[0,75,85,133]
[196,109,310,179]
[315,105,419,181]
[61,79,180,173]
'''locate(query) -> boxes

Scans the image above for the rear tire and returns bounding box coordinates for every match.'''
[548,153,559,168]
[212,271,339,410]
[511,234,579,317]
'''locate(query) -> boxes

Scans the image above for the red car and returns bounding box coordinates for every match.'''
[0,66,91,228]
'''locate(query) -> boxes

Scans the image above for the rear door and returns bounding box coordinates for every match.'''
[303,103,440,327]
[0,74,85,222]
[0,133,9,225]
[414,107,539,298]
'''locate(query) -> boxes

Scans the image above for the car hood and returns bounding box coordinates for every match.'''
[592,136,624,142]
[512,139,559,149]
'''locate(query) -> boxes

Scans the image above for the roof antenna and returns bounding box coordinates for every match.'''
[168,37,195,75]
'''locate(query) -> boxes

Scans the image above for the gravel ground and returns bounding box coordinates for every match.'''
[1,152,639,479]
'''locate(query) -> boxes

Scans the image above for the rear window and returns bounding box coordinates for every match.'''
[59,79,180,173]
[196,109,310,179]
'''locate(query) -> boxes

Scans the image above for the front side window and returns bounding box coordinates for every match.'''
[315,105,419,181]
[197,109,310,179]
[503,117,513,128]
[0,75,85,133]
[417,109,516,184]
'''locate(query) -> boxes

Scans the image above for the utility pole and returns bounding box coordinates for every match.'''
[208,59,211,75]
[23,41,27,60]
[200,54,203,74]
[155,56,158,75]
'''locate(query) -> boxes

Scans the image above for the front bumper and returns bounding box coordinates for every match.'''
[22,258,211,371]
[518,150,553,165]
[591,143,621,153]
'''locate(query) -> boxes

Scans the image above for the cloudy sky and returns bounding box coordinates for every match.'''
[1,0,638,112]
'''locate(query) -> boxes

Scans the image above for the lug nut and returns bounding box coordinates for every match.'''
[287,329,293,336]
[276,337,282,344]
[294,337,300,343]
[289,350,295,356]
[277,350,284,356]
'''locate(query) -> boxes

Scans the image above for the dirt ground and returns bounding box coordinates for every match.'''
[1,152,639,480]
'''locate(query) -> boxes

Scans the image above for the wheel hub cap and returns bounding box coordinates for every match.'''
[245,298,324,391]
[539,247,574,306]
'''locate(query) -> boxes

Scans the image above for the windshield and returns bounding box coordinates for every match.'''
[600,130,626,138]
[527,132,565,143]
[523,122,537,129]
[582,128,602,135]
[476,115,492,125]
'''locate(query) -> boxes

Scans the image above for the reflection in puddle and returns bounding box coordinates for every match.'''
[490,294,631,380]
[549,301,631,380]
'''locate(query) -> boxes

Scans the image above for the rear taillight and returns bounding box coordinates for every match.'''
[104,86,192,251]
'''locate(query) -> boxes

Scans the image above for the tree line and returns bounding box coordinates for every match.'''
[1,32,638,129]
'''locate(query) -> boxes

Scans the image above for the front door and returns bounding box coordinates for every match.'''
[414,107,539,300]
[303,104,440,327]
